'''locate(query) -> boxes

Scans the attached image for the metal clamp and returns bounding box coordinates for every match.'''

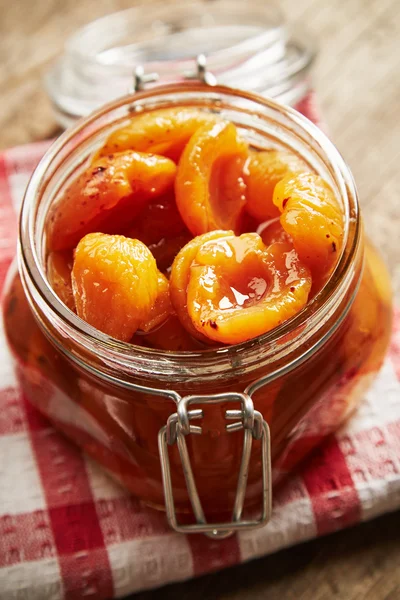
[133,65,159,93]
[133,54,217,93]
[183,54,218,86]
[158,392,272,539]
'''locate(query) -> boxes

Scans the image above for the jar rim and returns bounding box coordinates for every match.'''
[19,83,361,385]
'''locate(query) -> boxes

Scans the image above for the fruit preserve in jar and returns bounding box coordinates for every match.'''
[2,84,392,537]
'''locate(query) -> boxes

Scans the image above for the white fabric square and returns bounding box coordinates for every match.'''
[0,557,62,600]
[107,535,193,596]
[238,493,317,561]
[0,317,18,391]
[0,433,46,515]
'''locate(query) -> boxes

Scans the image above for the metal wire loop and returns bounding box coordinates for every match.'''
[132,65,159,92]
[183,53,218,86]
[132,54,217,95]
[158,392,272,538]
[166,409,203,445]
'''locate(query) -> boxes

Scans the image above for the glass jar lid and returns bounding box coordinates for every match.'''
[45,0,315,127]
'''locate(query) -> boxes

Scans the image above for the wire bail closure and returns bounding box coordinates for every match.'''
[158,392,272,539]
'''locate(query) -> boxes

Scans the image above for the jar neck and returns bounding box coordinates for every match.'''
[19,83,362,388]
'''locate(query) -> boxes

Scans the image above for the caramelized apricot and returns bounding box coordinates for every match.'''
[175,121,248,235]
[47,251,75,311]
[72,233,159,341]
[215,152,247,224]
[95,108,218,162]
[138,272,172,333]
[177,232,311,344]
[170,230,233,340]
[47,151,176,251]
[244,150,306,223]
[273,172,344,285]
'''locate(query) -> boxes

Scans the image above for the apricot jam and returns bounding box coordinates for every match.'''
[2,86,392,520]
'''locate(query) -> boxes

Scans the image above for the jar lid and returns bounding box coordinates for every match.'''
[45,0,316,127]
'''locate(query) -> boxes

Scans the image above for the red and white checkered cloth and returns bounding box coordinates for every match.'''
[0,102,400,599]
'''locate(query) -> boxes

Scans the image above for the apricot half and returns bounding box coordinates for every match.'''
[138,272,173,333]
[244,149,307,223]
[47,151,176,251]
[172,232,311,345]
[273,172,344,285]
[175,121,248,235]
[95,108,218,162]
[72,233,159,341]
[170,230,233,340]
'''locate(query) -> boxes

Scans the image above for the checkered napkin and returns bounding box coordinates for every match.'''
[0,99,400,599]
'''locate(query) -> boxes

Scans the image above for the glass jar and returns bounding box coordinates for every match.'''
[2,84,392,537]
[45,0,315,127]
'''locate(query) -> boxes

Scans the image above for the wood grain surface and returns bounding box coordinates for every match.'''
[0,0,399,598]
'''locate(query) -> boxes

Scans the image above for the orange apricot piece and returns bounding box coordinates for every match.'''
[170,230,233,340]
[72,233,159,341]
[138,272,173,333]
[273,172,344,283]
[183,233,311,344]
[94,108,219,162]
[47,251,75,311]
[215,152,247,223]
[244,149,307,223]
[47,151,176,252]
[175,121,248,235]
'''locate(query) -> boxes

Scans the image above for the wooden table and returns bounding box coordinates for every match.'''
[0,0,399,598]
